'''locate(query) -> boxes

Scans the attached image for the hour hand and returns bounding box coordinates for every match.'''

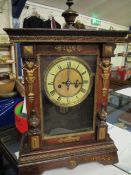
[70,80,82,88]
[73,80,88,87]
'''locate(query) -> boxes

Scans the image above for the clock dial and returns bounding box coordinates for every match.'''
[44,56,93,107]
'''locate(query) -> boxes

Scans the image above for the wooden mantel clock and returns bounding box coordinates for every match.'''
[5,1,129,174]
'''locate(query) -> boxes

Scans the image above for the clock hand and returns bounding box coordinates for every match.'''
[70,80,82,88]
[70,80,88,88]
[62,79,85,89]
[70,80,80,88]
[66,61,72,90]
[67,65,70,90]
[62,80,71,89]
[74,80,80,88]
[62,80,81,88]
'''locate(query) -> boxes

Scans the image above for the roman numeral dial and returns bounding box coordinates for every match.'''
[44,56,93,107]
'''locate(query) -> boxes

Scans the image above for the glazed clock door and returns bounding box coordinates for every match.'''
[38,47,98,141]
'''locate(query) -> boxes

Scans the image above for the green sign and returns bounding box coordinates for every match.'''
[91,18,101,26]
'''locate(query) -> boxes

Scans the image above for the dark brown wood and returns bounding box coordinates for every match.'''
[4,29,130,43]
[4,28,129,174]
[18,137,118,175]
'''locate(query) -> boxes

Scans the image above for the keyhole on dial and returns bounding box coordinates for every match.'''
[58,84,62,88]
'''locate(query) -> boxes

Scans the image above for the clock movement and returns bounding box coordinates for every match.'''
[4,1,130,174]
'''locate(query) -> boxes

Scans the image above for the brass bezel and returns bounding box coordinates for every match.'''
[44,56,94,107]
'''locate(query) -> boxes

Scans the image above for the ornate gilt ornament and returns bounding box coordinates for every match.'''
[9,35,127,43]
[31,136,40,149]
[23,46,33,57]
[55,45,82,53]
[23,61,38,103]
[100,60,111,96]
[58,136,80,143]
[103,45,113,56]
[68,160,77,169]
[19,144,114,163]
[98,127,106,140]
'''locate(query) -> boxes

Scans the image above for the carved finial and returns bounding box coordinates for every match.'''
[62,0,78,29]
[66,0,74,8]
[99,104,107,122]
[29,109,40,128]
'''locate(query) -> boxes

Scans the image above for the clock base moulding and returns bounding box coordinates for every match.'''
[18,136,118,175]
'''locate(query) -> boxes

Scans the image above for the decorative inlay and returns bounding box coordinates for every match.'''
[58,136,80,143]
[23,46,33,57]
[10,35,127,43]
[55,45,82,53]
[31,136,40,149]
[100,59,111,96]
[20,144,115,163]
[23,61,38,103]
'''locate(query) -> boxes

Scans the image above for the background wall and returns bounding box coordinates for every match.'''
[0,0,12,35]
[20,1,128,31]
[111,44,128,67]
[0,1,128,34]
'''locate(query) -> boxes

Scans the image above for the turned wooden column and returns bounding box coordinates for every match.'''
[21,45,42,150]
[96,44,116,141]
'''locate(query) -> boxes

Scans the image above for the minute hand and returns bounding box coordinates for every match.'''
[66,62,71,90]
[71,80,88,88]
[71,80,82,88]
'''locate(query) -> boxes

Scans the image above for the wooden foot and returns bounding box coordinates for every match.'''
[67,160,78,169]
[98,152,118,165]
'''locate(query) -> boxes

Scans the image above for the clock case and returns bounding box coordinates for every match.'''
[5,28,129,175]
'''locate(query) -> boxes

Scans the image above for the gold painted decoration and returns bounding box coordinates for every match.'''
[23,61,38,103]
[104,46,112,55]
[19,144,115,163]
[100,59,111,96]
[31,136,40,149]
[68,160,77,168]
[23,46,33,57]
[98,127,106,140]
[44,56,93,107]
[103,45,113,57]
[9,35,127,43]
[55,45,82,53]
[58,136,80,143]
